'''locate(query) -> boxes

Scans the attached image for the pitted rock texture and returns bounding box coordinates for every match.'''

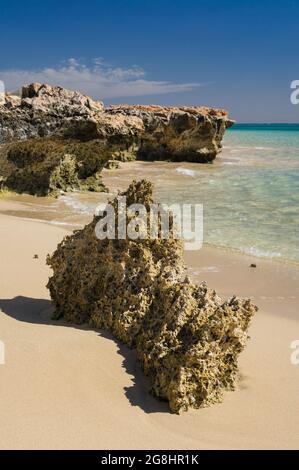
[0,83,104,142]
[0,83,234,195]
[47,180,257,413]
[0,138,110,196]
[106,105,234,162]
[1,84,233,153]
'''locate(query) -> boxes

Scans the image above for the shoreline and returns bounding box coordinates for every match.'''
[1,187,299,269]
[0,211,298,449]
[2,198,299,313]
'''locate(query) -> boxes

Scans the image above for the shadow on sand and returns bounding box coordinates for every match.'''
[0,295,169,414]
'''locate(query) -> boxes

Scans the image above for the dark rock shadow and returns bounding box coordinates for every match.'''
[0,296,169,414]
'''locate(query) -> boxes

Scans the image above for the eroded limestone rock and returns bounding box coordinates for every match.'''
[47,180,257,413]
[0,83,234,196]
[0,138,109,196]
[106,105,234,162]
[0,83,104,142]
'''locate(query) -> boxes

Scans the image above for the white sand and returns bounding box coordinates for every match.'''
[0,213,298,449]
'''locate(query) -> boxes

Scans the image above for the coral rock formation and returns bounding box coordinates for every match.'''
[0,138,110,196]
[47,180,257,413]
[0,83,233,195]
[107,105,233,163]
[0,83,104,142]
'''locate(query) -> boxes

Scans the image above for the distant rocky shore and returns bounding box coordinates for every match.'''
[0,83,234,195]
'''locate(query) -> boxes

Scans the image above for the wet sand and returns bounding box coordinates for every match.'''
[0,207,298,449]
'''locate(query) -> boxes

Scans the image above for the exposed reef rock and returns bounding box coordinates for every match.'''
[47,180,257,413]
[107,105,233,162]
[0,138,110,195]
[0,83,104,142]
[0,83,233,195]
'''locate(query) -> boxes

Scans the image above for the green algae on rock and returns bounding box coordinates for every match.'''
[0,83,234,196]
[0,138,110,196]
[46,180,257,413]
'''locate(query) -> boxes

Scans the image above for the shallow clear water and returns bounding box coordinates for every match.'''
[1,124,298,264]
[157,124,299,263]
[99,124,299,263]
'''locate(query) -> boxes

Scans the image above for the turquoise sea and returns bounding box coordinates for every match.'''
[153,124,299,263]
[3,124,299,265]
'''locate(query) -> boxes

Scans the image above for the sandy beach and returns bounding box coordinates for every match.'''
[0,206,298,449]
[1,0,299,457]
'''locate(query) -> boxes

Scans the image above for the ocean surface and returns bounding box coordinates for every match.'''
[157,123,299,263]
[210,124,299,262]
[1,124,299,264]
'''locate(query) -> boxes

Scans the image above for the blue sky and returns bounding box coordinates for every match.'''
[0,0,298,122]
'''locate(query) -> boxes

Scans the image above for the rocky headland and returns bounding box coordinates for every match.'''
[0,83,234,195]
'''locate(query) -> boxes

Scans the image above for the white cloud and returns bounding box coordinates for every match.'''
[0,58,200,100]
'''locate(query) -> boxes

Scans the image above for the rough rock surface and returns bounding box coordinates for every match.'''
[0,138,110,195]
[0,83,233,195]
[0,83,104,142]
[1,84,233,152]
[47,180,257,413]
[106,105,233,162]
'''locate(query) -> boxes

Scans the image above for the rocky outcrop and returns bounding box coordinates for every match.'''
[0,83,234,195]
[0,83,104,142]
[47,180,257,413]
[0,137,122,195]
[106,105,233,162]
